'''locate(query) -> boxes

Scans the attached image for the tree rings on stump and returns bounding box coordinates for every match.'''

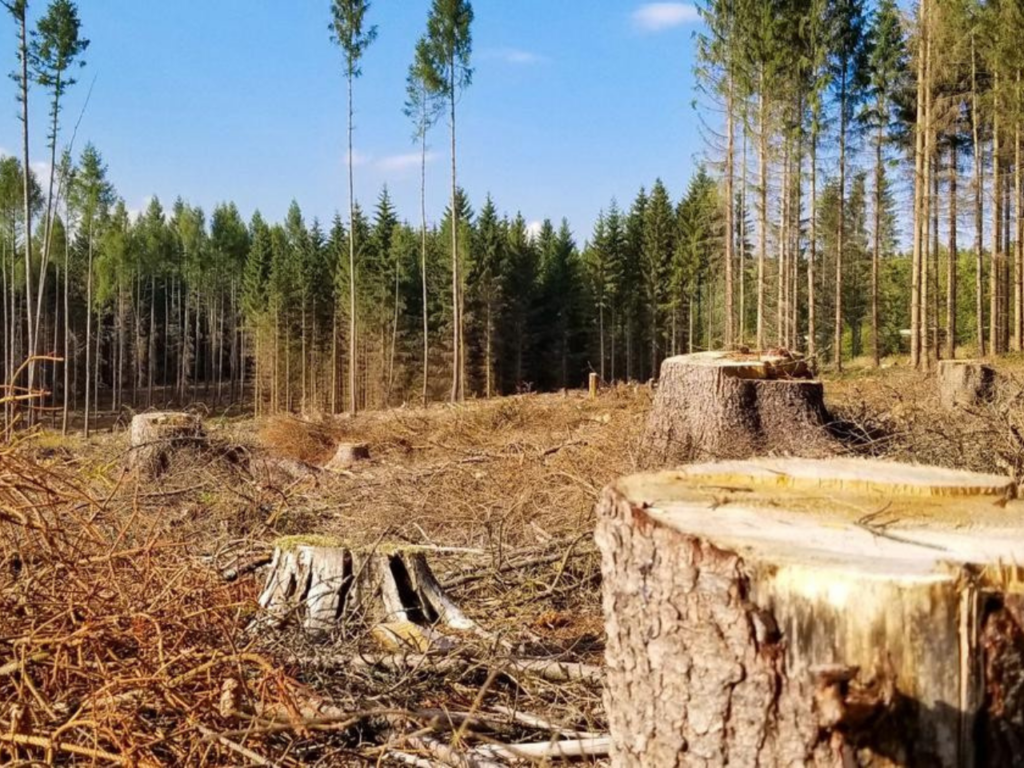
[255,536,477,640]
[641,351,836,467]
[325,442,370,471]
[937,359,996,409]
[595,457,1024,766]
[127,412,205,478]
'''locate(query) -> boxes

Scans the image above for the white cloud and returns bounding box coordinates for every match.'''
[526,220,543,241]
[346,149,371,167]
[632,3,700,32]
[377,151,436,172]
[483,47,547,65]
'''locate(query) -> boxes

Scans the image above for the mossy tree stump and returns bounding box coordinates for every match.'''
[642,351,836,467]
[596,457,1024,766]
[127,412,205,477]
[256,536,477,640]
[938,360,996,409]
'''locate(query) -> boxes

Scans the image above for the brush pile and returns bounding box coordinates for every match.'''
[1,389,647,765]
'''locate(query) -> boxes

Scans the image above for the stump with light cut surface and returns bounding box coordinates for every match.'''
[596,457,1024,767]
[642,350,836,467]
[325,442,370,471]
[938,359,996,409]
[127,411,205,478]
[256,536,477,645]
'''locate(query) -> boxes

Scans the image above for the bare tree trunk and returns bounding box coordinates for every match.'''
[347,70,359,415]
[992,100,1001,356]
[1016,100,1023,353]
[872,103,884,366]
[420,121,429,407]
[973,33,985,356]
[757,81,767,351]
[449,62,462,402]
[834,70,848,371]
[911,4,928,368]
[808,129,817,360]
[62,204,70,434]
[739,117,748,346]
[948,141,958,360]
[724,70,735,348]
[15,7,33,418]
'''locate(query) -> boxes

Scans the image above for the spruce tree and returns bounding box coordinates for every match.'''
[421,0,473,402]
[330,0,376,414]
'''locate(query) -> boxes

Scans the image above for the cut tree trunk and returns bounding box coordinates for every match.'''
[127,411,205,478]
[937,359,996,410]
[256,537,477,638]
[325,442,371,472]
[641,351,836,467]
[596,457,1024,767]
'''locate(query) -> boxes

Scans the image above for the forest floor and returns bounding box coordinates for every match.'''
[1,358,1022,765]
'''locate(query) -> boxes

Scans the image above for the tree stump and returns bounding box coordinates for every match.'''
[938,359,996,409]
[127,412,205,477]
[256,536,477,638]
[595,457,1024,766]
[641,351,835,467]
[325,442,370,471]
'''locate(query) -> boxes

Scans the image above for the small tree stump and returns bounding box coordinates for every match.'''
[127,412,205,477]
[325,442,370,471]
[596,457,1024,766]
[641,350,835,467]
[256,536,477,637]
[938,359,996,409]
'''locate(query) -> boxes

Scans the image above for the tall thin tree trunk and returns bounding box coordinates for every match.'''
[871,101,884,366]
[15,6,33,417]
[757,81,767,351]
[62,204,70,434]
[992,82,1001,356]
[834,70,848,371]
[972,33,985,356]
[449,61,462,402]
[347,70,359,415]
[420,118,430,407]
[724,70,735,348]
[948,140,958,360]
[911,2,928,368]
[809,129,817,360]
[739,118,748,346]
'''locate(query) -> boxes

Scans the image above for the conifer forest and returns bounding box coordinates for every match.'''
[3,0,1015,432]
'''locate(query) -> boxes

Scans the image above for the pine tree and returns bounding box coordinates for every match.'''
[330,0,376,415]
[421,0,472,402]
[641,179,675,377]
[864,0,906,366]
[825,0,870,369]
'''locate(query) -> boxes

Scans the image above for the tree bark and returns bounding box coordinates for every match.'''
[640,351,836,468]
[597,457,1024,767]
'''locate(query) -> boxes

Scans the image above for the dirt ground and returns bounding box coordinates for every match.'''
[2,359,1020,765]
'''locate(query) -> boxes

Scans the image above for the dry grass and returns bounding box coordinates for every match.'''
[11,361,1020,765]
[0,387,650,765]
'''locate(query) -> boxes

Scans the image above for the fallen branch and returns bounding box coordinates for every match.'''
[471,735,612,761]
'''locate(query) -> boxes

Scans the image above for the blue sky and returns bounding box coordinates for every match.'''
[0,1,705,243]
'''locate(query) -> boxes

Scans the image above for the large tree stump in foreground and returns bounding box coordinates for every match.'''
[642,351,836,467]
[938,359,996,409]
[127,412,205,477]
[596,457,1024,766]
[256,536,477,641]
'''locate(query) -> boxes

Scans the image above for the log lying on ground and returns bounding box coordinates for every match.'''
[641,350,837,467]
[325,442,370,471]
[255,536,477,637]
[595,457,1024,766]
[127,412,205,477]
[938,359,996,409]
